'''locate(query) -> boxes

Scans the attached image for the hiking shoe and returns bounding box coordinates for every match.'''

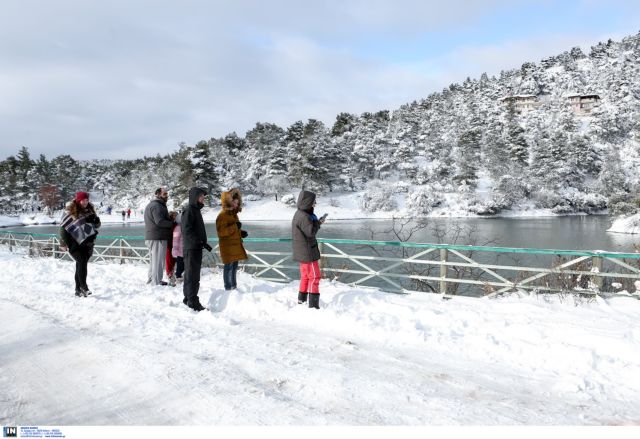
[82,287,93,296]
[75,289,87,297]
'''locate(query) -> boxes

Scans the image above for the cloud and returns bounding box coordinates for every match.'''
[0,0,637,160]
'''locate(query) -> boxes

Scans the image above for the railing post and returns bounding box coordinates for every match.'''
[319,242,325,271]
[120,238,125,264]
[28,235,34,256]
[9,233,13,252]
[592,256,603,291]
[440,248,448,296]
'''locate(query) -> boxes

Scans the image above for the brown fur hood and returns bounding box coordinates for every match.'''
[65,200,96,219]
[221,188,243,212]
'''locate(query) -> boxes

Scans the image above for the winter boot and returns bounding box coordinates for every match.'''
[75,288,86,297]
[189,302,207,312]
[308,293,320,309]
[82,287,92,296]
[297,292,308,304]
[169,274,176,287]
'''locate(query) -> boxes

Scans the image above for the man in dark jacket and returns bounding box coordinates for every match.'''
[181,186,211,311]
[144,187,174,285]
[292,190,326,309]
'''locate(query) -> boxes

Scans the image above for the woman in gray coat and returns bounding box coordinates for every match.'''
[292,190,326,309]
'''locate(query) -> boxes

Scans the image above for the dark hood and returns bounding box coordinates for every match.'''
[188,187,207,209]
[296,190,316,211]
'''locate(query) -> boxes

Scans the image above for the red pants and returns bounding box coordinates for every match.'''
[166,246,175,277]
[299,261,321,294]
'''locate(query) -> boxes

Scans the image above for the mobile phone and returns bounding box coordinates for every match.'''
[320,213,328,221]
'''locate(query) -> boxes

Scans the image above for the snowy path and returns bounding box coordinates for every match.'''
[1,250,639,425]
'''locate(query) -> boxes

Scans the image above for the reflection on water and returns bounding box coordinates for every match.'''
[8,215,640,252]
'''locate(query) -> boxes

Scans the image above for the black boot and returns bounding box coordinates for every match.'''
[298,292,308,304]
[75,288,86,297]
[308,293,320,309]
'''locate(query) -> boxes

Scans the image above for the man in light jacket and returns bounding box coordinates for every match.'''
[144,187,174,285]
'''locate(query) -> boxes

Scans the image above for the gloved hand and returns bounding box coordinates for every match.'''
[236,221,242,229]
[240,230,248,238]
[203,243,212,252]
[86,214,98,224]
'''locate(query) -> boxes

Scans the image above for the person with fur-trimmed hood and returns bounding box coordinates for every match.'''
[181,187,211,312]
[292,190,326,309]
[59,191,101,297]
[216,188,248,290]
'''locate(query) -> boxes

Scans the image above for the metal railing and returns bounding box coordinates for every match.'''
[2,230,640,298]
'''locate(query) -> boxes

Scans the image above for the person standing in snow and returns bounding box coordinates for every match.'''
[127,208,131,219]
[171,210,185,282]
[181,187,210,311]
[144,187,174,286]
[292,190,326,309]
[216,188,248,291]
[59,191,101,297]
[165,211,178,285]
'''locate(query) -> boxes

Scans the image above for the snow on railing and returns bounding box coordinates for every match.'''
[1,230,639,298]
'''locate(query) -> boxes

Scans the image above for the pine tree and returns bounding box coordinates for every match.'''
[190,140,219,201]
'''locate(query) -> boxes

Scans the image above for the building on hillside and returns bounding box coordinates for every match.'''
[498,95,540,113]
[566,94,601,115]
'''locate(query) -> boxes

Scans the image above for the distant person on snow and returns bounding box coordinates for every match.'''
[216,188,248,291]
[127,208,131,219]
[121,210,126,221]
[181,187,210,312]
[144,187,175,286]
[59,191,101,297]
[292,190,326,309]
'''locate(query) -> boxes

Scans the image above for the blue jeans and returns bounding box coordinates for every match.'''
[223,261,239,290]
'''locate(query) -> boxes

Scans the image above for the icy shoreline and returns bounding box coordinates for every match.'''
[0,191,612,229]
[607,213,640,235]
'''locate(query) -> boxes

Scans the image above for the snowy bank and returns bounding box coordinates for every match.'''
[2,191,603,228]
[1,249,640,425]
[608,213,640,234]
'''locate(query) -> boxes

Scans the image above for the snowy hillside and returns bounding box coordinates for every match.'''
[1,249,640,425]
[3,32,640,219]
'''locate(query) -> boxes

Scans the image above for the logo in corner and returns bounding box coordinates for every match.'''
[2,427,17,438]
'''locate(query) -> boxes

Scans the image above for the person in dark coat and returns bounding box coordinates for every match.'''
[144,187,174,286]
[181,187,211,311]
[59,191,101,297]
[292,190,326,309]
[216,188,248,290]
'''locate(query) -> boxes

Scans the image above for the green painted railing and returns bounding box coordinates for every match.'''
[2,230,639,259]
[1,229,640,297]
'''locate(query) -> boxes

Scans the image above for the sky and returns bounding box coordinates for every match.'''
[1,0,639,161]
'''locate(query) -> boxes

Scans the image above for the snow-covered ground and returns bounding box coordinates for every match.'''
[1,249,640,426]
[608,213,640,235]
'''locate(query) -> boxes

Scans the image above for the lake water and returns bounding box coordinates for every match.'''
[6,215,640,252]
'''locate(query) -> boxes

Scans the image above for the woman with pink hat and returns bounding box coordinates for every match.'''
[59,191,101,297]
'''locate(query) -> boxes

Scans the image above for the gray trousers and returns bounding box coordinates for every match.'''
[146,240,168,285]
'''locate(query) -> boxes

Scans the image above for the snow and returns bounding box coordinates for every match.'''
[0,191,611,230]
[2,249,640,426]
[607,213,640,234]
